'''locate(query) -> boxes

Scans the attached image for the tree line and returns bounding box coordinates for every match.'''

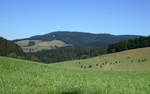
[27,47,106,63]
[107,36,150,53]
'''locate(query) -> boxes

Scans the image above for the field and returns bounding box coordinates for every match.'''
[15,40,69,52]
[56,47,150,71]
[0,47,150,94]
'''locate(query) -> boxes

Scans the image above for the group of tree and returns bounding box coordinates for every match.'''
[0,37,25,58]
[107,36,150,53]
[27,47,106,63]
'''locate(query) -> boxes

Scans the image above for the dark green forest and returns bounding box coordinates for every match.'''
[27,47,106,63]
[107,36,150,53]
[0,37,25,58]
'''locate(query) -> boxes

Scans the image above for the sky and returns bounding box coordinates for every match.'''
[0,0,150,40]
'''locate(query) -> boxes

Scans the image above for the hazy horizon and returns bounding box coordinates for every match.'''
[0,0,150,40]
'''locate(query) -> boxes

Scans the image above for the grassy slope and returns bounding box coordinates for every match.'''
[55,47,150,71]
[0,47,150,94]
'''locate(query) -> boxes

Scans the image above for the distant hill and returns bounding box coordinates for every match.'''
[0,37,25,57]
[15,40,70,52]
[14,31,140,52]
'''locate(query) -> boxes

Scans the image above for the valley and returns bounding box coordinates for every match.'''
[1,0,150,93]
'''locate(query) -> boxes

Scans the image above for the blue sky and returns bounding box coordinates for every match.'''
[0,0,150,40]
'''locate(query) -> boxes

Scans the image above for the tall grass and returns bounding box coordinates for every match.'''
[0,56,150,94]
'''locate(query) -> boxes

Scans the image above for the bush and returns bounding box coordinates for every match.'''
[7,53,18,58]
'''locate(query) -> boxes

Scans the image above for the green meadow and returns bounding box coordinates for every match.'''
[0,47,150,94]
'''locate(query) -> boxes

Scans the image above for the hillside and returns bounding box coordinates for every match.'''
[56,47,150,71]
[25,36,150,64]
[0,47,150,94]
[0,37,25,57]
[15,40,70,52]
[14,31,140,51]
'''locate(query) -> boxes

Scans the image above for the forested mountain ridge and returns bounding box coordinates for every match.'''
[14,31,140,48]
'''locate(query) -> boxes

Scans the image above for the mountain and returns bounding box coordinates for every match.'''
[0,37,25,57]
[14,31,140,52]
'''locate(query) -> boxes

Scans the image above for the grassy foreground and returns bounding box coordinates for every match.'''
[0,47,150,94]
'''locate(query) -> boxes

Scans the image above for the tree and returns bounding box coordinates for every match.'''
[0,37,25,57]
[107,36,150,53]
